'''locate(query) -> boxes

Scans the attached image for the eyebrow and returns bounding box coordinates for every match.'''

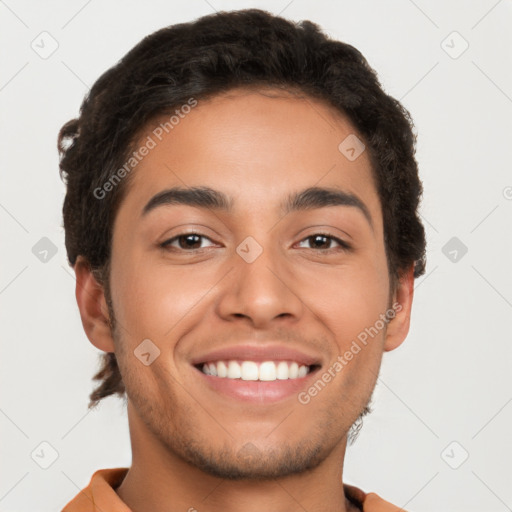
[142,186,373,230]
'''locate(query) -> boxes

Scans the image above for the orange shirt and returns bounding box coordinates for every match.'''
[61,467,406,512]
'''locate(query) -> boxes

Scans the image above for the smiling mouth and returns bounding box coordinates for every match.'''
[194,360,321,382]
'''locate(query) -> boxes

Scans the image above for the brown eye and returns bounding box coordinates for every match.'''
[308,235,331,249]
[161,233,215,251]
[297,233,351,251]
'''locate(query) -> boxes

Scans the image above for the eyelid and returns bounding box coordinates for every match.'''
[295,232,352,251]
[160,231,351,253]
[160,231,218,249]
[158,222,222,246]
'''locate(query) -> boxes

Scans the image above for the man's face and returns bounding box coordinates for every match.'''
[103,88,399,479]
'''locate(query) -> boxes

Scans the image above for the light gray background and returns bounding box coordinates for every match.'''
[1,1,511,511]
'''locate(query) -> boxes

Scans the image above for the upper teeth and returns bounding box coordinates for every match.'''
[201,360,310,381]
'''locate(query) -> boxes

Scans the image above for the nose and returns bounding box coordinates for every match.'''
[215,241,304,329]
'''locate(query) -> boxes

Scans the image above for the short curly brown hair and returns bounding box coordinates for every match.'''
[58,8,427,409]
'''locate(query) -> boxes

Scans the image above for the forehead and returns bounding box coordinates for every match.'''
[121,87,382,228]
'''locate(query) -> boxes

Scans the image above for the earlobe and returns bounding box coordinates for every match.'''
[383,264,415,352]
[74,256,116,353]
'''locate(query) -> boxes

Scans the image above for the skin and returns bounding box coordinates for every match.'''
[75,87,414,512]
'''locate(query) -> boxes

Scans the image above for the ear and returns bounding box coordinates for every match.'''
[383,264,415,352]
[74,256,115,353]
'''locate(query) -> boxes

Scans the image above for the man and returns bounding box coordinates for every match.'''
[59,8,426,512]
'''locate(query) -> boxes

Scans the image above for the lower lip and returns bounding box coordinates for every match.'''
[193,365,321,403]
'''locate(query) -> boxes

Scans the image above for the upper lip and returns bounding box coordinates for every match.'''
[190,344,323,367]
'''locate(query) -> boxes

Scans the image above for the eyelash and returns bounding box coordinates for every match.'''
[160,232,351,253]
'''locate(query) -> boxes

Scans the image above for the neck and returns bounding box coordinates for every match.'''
[115,401,356,512]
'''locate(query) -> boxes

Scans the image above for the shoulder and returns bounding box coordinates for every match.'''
[344,483,407,512]
[363,491,407,511]
[61,467,129,511]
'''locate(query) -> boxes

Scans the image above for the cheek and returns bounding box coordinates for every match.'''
[307,264,389,403]
[110,251,222,341]
[298,258,390,348]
